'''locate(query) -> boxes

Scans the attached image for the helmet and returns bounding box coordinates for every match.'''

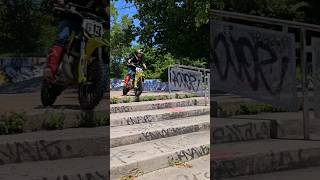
[136,49,144,55]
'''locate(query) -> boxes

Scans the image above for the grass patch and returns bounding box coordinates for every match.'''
[111,97,119,104]
[45,112,65,130]
[168,159,193,168]
[123,97,131,103]
[0,112,27,135]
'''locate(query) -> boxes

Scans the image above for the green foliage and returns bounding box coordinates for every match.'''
[46,113,65,130]
[123,97,131,103]
[141,96,157,101]
[111,97,119,104]
[237,103,286,115]
[0,112,26,135]
[213,0,308,22]
[110,1,135,78]
[0,0,57,55]
[96,114,109,126]
[126,0,210,61]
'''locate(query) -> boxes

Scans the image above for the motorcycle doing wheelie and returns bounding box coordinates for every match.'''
[123,64,145,97]
[41,3,108,110]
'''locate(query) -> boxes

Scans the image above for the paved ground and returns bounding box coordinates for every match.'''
[0,89,187,112]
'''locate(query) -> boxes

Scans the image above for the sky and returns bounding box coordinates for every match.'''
[113,0,140,45]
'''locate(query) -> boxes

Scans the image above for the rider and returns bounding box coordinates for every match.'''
[124,49,147,88]
[43,0,108,82]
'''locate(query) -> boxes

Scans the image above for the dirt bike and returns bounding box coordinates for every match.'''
[123,65,144,97]
[41,3,108,110]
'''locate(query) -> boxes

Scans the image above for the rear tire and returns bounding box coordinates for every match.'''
[41,80,64,107]
[123,86,129,96]
[78,49,107,110]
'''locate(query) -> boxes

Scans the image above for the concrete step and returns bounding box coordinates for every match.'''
[213,118,271,144]
[136,155,210,180]
[111,92,200,104]
[0,108,109,133]
[110,106,210,127]
[213,139,320,179]
[233,111,320,139]
[0,127,107,165]
[226,165,320,180]
[110,131,210,179]
[110,97,208,113]
[0,156,107,180]
[111,115,209,147]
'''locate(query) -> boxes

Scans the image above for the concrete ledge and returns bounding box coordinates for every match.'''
[0,127,107,165]
[111,115,209,147]
[110,131,210,180]
[0,156,107,180]
[137,155,210,180]
[110,106,210,127]
[213,139,320,179]
[110,97,207,113]
[213,118,271,144]
[0,108,108,133]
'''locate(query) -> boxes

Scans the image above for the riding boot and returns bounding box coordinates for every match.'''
[44,45,64,82]
[124,75,131,87]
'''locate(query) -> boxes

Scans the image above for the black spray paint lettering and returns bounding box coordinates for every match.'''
[213,149,314,179]
[126,115,153,125]
[213,32,290,95]
[170,145,210,162]
[42,171,106,180]
[0,140,74,165]
[142,126,201,141]
[171,70,201,92]
[212,122,269,144]
[111,106,133,113]
[176,172,210,180]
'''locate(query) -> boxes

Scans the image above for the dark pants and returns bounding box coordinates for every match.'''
[54,20,81,46]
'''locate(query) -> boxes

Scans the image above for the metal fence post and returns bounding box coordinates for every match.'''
[168,66,171,94]
[301,28,310,140]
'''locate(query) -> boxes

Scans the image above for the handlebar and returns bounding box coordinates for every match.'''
[53,2,99,20]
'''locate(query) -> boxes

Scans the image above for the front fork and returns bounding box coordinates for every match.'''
[134,72,142,88]
[78,33,107,84]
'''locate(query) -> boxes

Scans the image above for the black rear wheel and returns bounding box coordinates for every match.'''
[123,86,129,96]
[78,49,107,110]
[41,80,64,107]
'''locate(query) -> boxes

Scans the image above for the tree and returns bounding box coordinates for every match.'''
[110,1,135,78]
[126,0,210,64]
[0,0,57,56]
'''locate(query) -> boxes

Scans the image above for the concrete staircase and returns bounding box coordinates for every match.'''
[212,95,320,179]
[0,92,110,179]
[110,97,210,180]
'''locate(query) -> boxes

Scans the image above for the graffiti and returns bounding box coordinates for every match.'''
[141,126,201,141]
[212,122,269,144]
[110,106,133,113]
[42,171,106,180]
[213,148,319,179]
[211,21,297,110]
[110,79,168,91]
[0,57,45,84]
[176,172,210,180]
[150,100,196,110]
[169,145,210,162]
[126,115,153,125]
[111,149,146,163]
[0,140,75,165]
[169,68,202,92]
